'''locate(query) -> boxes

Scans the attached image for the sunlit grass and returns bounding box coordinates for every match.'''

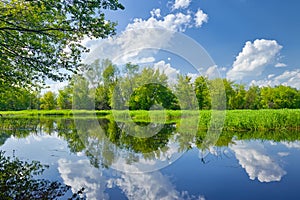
[1,109,299,130]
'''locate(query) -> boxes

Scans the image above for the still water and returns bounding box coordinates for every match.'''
[1,117,300,199]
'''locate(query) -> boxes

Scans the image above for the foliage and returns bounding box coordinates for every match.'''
[129,83,179,110]
[0,88,39,111]
[39,91,56,110]
[174,75,198,110]
[72,75,93,110]
[1,114,300,171]
[194,76,211,109]
[1,59,300,111]
[0,151,84,199]
[0,0,124,89]
[57,87,72,109]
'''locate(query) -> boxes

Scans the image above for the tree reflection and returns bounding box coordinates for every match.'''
[0,151,84,199]
[1,117,300,170]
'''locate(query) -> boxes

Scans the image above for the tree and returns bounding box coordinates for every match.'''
[194,76,211,109]
[129,83,179,110]
[72,75,93,110]
[117,66,171,109]
[0,151,84,199]
[229,84,246,109]
[245,86,262,109]
[91,59,118,110]
[0,88,39,111]
[272,85,299,109]
[174,75,198,110]
[57,87,72,109]
[0,0,124,89]
[40,91,56,110]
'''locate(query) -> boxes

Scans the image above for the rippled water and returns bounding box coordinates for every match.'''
[1,117,300,199]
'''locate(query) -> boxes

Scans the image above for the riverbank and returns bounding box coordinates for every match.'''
[0,109,299,131]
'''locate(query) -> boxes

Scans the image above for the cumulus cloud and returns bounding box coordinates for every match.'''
[272,69,300,88]
[173,0,191,10]
[41,81,68,94]
[58,155,204,200]
[275,62,287,68]
[194,9,208,27]
[282,141,300,149]
[83,2,210,66]
[151,8,161,18]
[58,159,108,199]
[153,60,180,85]
[230,141,286,182]
[108,162,205,200]
[227,39,282,81]
[127,12,192,32]
[251,69,300,89]
[84,10,195,65]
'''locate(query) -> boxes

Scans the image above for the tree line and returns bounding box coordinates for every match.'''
[0,60,299,111]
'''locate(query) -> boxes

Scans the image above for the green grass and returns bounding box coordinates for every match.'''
[223,109,300,131]
[0,109,111,117]
[1,109,300,131]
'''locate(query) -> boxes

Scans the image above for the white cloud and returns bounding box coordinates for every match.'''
[251,69,300,89]
[204,65,221,79]
[58,159,108,200]
[194,9,208,28]
[273,69,300,88]
[220,67,227,72]
[187,72,198,83]
[282,141,300,149]
[153,60,180,85]
[275,62,287,67]
[277,152,289,157]
[151,8,161,18]
[109,163,205,200]
[173,0,191,10]
[227,39,282,81]
[84,10,194,65]
[268,74,275,79]
[42,81,68,94]
[230,141,286,182]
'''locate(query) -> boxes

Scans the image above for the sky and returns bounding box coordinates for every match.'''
[48,0,300,91]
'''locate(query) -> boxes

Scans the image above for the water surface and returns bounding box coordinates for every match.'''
[1,117,300,199]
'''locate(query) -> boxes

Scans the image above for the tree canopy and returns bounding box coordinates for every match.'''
[0,0,124,90]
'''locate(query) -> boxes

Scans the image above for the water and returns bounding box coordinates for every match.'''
[1,117,300,199]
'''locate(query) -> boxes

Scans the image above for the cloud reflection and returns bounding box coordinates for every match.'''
[58,157,205,200]
[230,141,286,182]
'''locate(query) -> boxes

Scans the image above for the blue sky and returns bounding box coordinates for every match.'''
[48,0,300,91]
[101,0,300,88]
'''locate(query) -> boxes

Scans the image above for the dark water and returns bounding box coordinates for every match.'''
[1,117,300,200]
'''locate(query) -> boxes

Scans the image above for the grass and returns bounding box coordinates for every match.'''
[0,109,111,117]
[1,109,300,131]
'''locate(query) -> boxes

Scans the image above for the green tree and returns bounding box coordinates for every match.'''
[272,85,299,108]
[94,60,118,110]
[95,85,111,110]
[40,91,56,110]
[0,151,83,199]
[245,86,262,109]
[117,66,171,109]
[129,83,179,110]
[0,0,124,89]
[229,84,246,109]
[194,76,211,109]
[57,87,72,109]
[72,75,93,110]
[206,78,227,110]
[261,86,276,109]
[0,88,39,111]
[174,75,198,110]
